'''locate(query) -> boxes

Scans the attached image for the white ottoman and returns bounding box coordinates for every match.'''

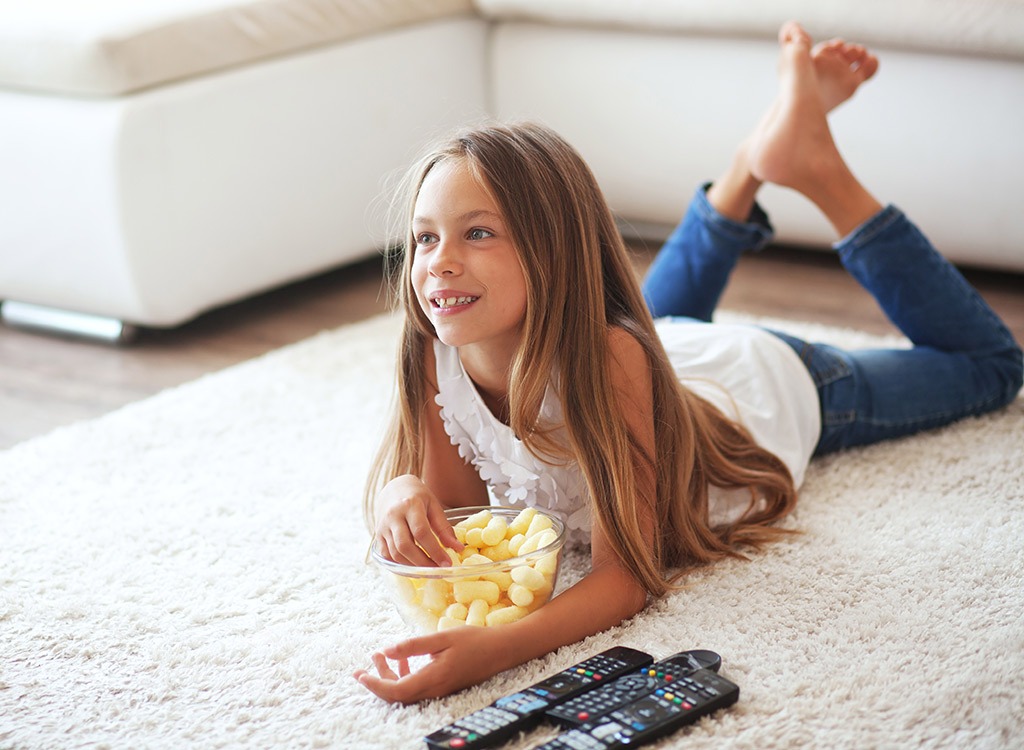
[0,0,486,339]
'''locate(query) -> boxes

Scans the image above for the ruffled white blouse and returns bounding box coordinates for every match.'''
[433,320,820,547]
[433,341,593,546]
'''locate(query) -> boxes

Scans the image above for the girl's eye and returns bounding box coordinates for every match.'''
[415,232,436,246]
[468,228,493,241]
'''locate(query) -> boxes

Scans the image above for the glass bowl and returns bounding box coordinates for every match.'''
[371,505,566,633]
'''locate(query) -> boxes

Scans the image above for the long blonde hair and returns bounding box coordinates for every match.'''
[365,122,797,597]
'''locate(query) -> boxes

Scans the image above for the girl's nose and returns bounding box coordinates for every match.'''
[429,239,462,277]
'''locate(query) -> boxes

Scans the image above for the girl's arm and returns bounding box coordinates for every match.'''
[354,556,648,702]
[373,342,489,567]
[356,328,657,702]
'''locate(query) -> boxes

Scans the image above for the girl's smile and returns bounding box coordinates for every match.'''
[429,292,480,312]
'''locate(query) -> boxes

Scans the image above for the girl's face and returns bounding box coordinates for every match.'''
[410,160,528,355]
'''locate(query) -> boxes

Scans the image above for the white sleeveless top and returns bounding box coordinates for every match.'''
[433,319,821,547]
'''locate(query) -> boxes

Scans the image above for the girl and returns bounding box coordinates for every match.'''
[354,22,1022,703]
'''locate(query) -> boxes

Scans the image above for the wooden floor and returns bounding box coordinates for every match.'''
[3,243,1023,450]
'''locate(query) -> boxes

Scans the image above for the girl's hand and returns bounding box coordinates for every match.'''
[353,626,510,704]
[376,474,463,567]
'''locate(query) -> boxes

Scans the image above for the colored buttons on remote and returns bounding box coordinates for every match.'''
[545,650,715,729]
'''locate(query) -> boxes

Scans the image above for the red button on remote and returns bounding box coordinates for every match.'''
[450,740,466,748]
[577,711,590,721]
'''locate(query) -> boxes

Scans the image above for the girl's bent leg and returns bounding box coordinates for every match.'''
[836,205,1019,360]
[642,185,774,321]
[792,205,1022,454]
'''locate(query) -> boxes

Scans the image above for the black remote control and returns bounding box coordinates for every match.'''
[423,646,654,750]
[544,649,721,728]
[535,668,740,749]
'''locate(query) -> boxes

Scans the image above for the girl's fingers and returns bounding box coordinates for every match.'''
[408,507,455,566]
[427,502,464,554]
[370,651,399,680]
[355,666,434,704]
[379,500,453,567]
[355,645,437,703]
[382,630,450,661]
[381,526,434,567]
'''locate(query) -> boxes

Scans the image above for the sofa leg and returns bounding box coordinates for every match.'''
[1,301,138,344]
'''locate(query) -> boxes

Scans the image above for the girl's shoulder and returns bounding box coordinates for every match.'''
[605,325,653,403]
[606,325,649,369]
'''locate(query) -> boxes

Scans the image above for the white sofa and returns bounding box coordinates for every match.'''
[2,0,1022,338]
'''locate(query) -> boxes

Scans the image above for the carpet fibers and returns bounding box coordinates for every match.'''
[2,313,1022,749]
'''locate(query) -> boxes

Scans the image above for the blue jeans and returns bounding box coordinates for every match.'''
[642,185,1023,456]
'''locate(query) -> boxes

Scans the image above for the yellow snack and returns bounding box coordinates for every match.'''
[444,602,468,620]
[507,533,526,556]
[466,598,489,627]
[535,529,558,548]
[510,565,547,591]
[421,579,451,614]
[480,516,508,546]
[454,580,500,605]
[485,605,529,627]
[519,528,558,556]
[508,507,537,536]
[481,570,514,590]
[516,533,543,556]
[393,575,418,604]
[460,509,493,530]
[525,513,554,538]
[465,527,484,547]
[479,539,511,562]
[438,616,465,631]
[508,583,534,607]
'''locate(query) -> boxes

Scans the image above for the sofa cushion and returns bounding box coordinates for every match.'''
[475,0,1024,60]
[0,0,473,96]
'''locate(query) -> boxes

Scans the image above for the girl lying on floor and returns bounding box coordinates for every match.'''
[354,21,1023,703]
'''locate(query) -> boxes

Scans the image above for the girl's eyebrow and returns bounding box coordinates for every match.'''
[413,209,502,225]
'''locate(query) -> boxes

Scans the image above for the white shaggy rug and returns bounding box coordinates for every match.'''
[2,312,1022,750]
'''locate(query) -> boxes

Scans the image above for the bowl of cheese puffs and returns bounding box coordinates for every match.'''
[371,506,566,633]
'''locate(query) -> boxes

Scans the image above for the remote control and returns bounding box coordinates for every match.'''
[535,668,739,749]
[544,649,721,728]
[423,646,653,750]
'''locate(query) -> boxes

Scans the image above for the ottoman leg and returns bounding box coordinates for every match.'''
[1,301,137,344]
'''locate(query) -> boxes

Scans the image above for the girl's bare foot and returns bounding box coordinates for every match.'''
[812,37,879,112]
[746,22,882,236]
[707,22,882,233]
[747,22,835,191]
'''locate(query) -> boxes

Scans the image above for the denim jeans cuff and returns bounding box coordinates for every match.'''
[833,204,905,254]
[694,182,775,253]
